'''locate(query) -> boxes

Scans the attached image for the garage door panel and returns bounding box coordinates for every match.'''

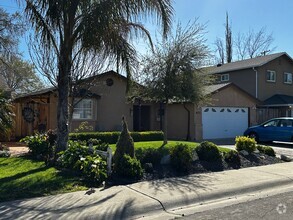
[202,107,248,139]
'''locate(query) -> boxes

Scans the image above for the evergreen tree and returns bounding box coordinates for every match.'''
[114,117,135,165]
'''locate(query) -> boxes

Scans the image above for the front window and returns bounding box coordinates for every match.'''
[266,70,276,82]
[73,99,93,119]
[284,72,292,84]
[221,74,229,82]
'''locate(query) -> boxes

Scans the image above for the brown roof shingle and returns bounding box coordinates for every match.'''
[207,52,291,74]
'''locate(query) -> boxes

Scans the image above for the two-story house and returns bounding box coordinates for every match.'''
[207,52,293,123]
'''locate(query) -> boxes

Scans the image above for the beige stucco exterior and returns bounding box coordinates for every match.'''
[13,71,259,141]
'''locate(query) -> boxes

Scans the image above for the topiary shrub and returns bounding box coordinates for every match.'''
[224,150,241,168]
[235,136,256,153]
[113,117,135,165]
[257,145,276,157]
[196,141,222,161]
[170,143,192,173]
[114,154,143,179]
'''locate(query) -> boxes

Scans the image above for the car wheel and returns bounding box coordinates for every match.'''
[249,132,259,142]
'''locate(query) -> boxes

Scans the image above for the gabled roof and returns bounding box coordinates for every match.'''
[206,52,292,74]
[14,70,123,100]
[263,94,293,107]
[205,82,261,104]
[204,83,231,94]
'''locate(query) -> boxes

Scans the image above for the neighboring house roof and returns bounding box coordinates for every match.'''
[263,94,293,107]
[14,70,123,101]
[205,82,261,104]
[204,83,231,94]
[206,52,291,74]
[15,87,55,100]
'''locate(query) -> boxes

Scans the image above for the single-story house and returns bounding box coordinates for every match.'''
[13,71,260,141]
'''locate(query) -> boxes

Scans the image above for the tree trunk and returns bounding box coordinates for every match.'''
[56,64,69,153]
[163,102,168,145]
[183,103,191,141]
[56,44,72,154]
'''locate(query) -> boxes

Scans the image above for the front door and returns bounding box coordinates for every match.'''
[133,105,151,131]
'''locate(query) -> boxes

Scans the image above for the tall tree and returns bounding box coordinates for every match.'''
[0,7,24,57]
[23,0,173,153]
[215,37,225,64]
[244,28,275,58]
[225,12,232,63]
[132,21,212,144]
[0,90,14,139]
[0,55,44,94]
[214,12,232,64]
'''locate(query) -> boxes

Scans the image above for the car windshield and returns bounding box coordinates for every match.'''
[263,119,279,127]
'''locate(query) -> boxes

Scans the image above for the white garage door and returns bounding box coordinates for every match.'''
[202,107,248,139]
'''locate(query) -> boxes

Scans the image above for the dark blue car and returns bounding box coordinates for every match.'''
[244,117,293,142]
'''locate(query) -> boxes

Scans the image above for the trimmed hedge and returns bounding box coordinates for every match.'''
[69,131,164,144]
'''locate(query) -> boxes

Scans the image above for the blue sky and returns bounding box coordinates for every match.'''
[1,0,293,61]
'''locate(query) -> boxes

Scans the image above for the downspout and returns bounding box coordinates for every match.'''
[253,67,258,99]
[183,103,191,141]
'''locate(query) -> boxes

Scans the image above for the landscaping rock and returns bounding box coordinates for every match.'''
[280,154,292,162]
[191,150,199,161]
[160,154,171,165]
[259,155,266,160]
[239,150,249,156]
[253,149,260,154]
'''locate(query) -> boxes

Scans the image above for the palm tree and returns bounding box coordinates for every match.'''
[22,0,173,153]
[0,91,14,137]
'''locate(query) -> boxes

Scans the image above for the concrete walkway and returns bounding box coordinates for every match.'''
[1,162,293,220]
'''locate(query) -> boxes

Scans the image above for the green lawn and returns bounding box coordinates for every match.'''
[0,156,88,202]
[109,140,232,154]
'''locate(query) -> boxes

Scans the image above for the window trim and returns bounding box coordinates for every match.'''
[284,72,292,84]
[220,74,229,82]
[72,98,94,120]
[266,70,276,82]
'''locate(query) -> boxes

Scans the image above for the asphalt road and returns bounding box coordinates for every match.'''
[181,190,293,220]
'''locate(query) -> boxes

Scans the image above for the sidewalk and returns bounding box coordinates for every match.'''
[0,162,293,220]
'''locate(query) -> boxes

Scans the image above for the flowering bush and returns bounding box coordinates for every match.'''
[76,155,107,184]
[58,140,108,184]
[0,143,10,157]
[20,133,52,159]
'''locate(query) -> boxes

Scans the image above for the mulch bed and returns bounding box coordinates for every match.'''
[140,152,284,182]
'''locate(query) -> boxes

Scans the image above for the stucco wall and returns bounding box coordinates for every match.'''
[166,103,195,140]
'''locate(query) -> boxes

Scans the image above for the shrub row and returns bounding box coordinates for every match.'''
[69,131,164,144]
